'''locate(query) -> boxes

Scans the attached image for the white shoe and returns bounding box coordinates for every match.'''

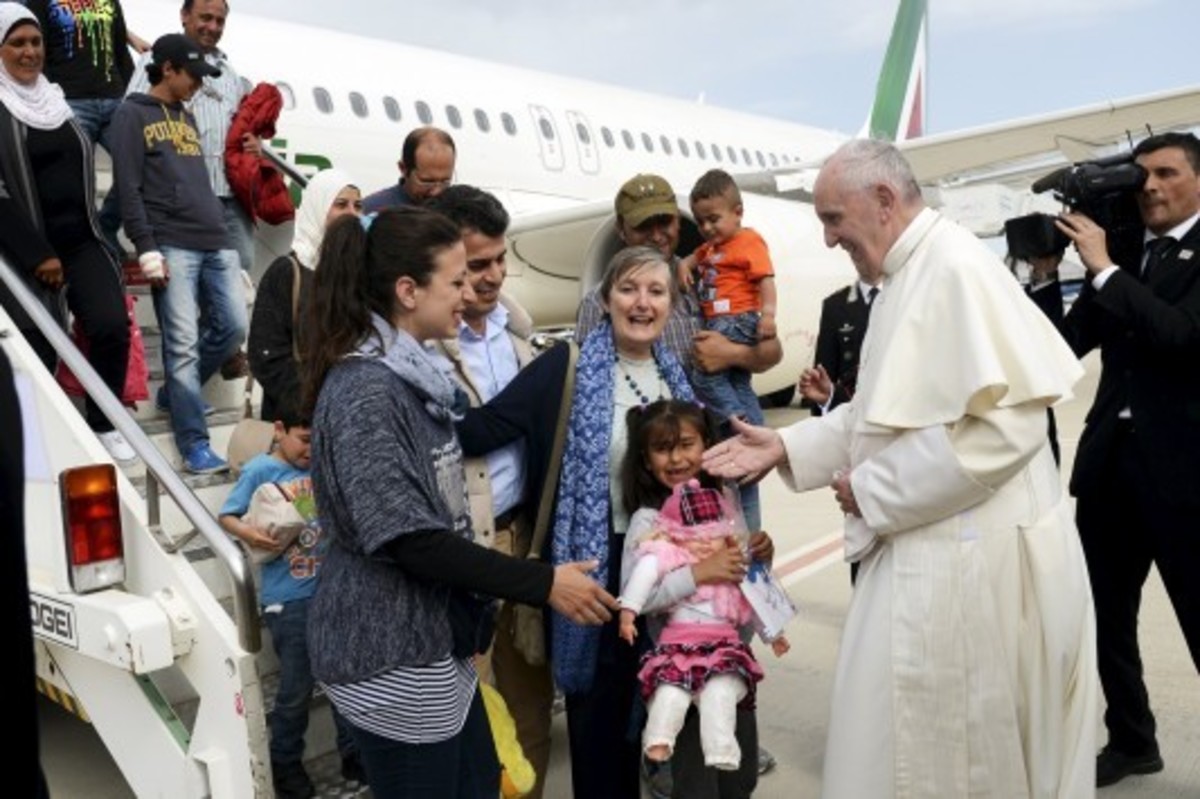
[97,430,137,464]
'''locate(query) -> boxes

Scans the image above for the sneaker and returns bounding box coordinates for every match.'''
[757,745,777,775]
[183,442,229,474]
[272,763,315,799]
[155,387,215,416]
[97,430,137,464]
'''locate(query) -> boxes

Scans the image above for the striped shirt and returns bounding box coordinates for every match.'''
[126,47,248,198]
[323,657,477,744]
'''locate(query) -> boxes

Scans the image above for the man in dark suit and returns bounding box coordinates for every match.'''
[799,280,880,415]
[1057,131,1200,788]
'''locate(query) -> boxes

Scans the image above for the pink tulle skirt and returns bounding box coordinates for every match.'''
[637,622,764,709]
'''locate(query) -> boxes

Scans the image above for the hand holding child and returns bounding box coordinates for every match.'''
[757,313,777,341]
[677,254,698,291]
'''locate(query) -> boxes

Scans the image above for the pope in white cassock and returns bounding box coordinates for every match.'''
[703,140,1099,798]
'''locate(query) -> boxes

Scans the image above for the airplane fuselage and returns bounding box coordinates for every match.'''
[118,0,880,395]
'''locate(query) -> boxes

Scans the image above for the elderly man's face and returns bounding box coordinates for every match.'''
[402,143,455,203]
[814,167,894,280]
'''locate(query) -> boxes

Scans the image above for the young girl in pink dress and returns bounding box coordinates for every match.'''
[617,400,788,780]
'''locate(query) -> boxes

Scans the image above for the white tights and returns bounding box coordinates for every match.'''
[642,674,748,770]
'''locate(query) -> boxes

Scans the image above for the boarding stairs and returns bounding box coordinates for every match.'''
[6,239,365,796]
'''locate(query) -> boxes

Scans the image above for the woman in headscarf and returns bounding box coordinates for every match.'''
[248,168,361,421]
[0,2,132,462]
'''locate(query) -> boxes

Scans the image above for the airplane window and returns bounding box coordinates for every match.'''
[659,135,672,155]
[769,152,778,167]
[695,141,707,160]
[782,154,791,164]
[416,101,433,124]
[622,130,634,150]
[474,109,490,132]
[711,143,722,162]
[501,112,517,135]
[641,132,654,152]
[446,105,463,129]
[349,91,368,119]
[576,123,591,145]
[678,138,689,158]
[727,146,738,163]
[601,127,615,148]
[276,81,295,110]
[741,147,752,164]
[313,87,333,114]
[756,150,766,168]
[539,118,555,140]
[383,96,402,122]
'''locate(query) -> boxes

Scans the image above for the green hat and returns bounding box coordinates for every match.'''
[614,174,678,227]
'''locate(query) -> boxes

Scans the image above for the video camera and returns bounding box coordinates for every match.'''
[1004,153,1147,266]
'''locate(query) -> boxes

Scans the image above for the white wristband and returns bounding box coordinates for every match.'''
[138,250,166,280]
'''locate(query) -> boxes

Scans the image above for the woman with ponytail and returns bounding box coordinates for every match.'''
[302,207,618,799]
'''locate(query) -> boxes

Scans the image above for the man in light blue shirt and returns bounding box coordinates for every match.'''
[125,0,256,275]
[427,185,554,799]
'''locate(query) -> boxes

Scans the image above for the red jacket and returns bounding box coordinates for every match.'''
[225,83,295,226]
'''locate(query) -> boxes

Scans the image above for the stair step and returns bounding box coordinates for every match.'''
[138,407,245,437]
[129,468,238,499]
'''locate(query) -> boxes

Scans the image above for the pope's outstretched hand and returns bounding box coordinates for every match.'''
[701,417,786,481]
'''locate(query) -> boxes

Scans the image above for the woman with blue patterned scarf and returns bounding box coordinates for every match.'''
[552,246,748,798]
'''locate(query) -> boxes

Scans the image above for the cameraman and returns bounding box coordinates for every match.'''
[1056,131,1200,788]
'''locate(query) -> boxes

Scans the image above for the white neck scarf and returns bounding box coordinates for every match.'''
[0,5,72,131]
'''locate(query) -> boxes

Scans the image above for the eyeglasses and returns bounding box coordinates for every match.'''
[408,173,453,190]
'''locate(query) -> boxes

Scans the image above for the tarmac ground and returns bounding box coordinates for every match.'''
[40,353,1199,797]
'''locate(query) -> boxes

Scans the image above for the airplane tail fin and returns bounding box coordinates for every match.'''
[860,0,928,142]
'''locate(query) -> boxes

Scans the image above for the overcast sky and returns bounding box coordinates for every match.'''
[227,0,1196,137]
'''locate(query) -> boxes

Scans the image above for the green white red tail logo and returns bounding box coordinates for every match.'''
[865,0,927,142]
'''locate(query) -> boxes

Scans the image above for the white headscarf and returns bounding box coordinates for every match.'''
[0,3,72,130]
[292,168,357,269]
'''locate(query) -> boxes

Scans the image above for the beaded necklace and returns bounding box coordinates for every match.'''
[616,354,665,406]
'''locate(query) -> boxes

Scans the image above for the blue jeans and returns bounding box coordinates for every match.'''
[67,97,121,154]
[152,247,246,454]
[691,311,764,426]
[221,197,256,274]
[349,687,499,799]
[691,312,763,530]
[70,97,124,257]
[263,599,356,768]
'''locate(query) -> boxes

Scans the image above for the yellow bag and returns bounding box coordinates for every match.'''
[480,683,535,798]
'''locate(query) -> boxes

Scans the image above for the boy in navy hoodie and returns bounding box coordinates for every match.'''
[109,33,246,473]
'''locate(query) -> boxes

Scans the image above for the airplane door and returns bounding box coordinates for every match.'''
[528,105,565,172]
[565,110,600,175]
